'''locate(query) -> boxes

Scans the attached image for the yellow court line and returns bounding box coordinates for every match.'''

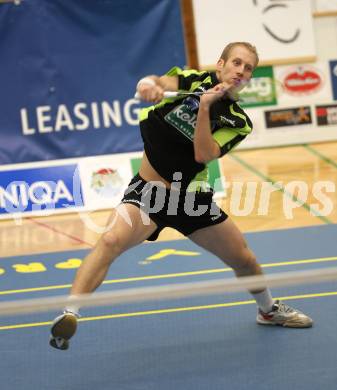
[1,255,337,296]
[0,291,336,331]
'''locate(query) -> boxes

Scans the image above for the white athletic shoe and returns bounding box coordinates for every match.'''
[257,300,313,328]
[49,311,79,350]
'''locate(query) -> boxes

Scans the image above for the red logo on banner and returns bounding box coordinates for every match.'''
[316,107,327,117]
[91,167,123,197]
[282,66,323,95]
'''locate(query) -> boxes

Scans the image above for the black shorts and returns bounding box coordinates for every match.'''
[121,174,228,241]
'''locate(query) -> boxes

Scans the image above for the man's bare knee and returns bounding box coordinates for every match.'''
[233,249,259,275]
[101,230,124,256]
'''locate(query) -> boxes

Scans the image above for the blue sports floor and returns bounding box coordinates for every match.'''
[0,224,337,390]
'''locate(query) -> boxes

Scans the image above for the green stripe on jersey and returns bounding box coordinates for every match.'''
[212,128,240,148]
[229,105,252,134]
[166,66,206,78]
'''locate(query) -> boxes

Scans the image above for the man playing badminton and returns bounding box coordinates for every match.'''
[49,42,312,350]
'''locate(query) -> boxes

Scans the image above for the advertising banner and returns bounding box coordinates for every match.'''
[0,163,82,216]
[316,104,337,126]
[0,154,225,220]
[329,60,337,100]
[264,106,312,129]
[192,0,316,67]
[274,62,332,104]
[0,0,185,165]
[239,66,277,108]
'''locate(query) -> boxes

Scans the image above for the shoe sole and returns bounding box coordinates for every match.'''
[49,336,70,350]
[257,318,313,328]
[50,314,78,350]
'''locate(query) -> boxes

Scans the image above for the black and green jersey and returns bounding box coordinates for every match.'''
[139,66,253,190]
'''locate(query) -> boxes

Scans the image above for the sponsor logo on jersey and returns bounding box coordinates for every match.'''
[164,104,197,141]
[219,115,236,127]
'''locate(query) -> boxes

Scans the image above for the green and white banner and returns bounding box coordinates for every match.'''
[239,66,277,108]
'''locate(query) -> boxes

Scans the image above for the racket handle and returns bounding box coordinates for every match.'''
[163,91,179,98]
[134,91,179,100]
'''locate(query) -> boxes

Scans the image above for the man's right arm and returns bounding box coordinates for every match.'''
[136,75,178,103]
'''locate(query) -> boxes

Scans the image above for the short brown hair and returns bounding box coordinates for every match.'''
[220,42,259,68]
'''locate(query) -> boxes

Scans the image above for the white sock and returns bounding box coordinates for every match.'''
[251,289,274,313]
[64,295,80,317]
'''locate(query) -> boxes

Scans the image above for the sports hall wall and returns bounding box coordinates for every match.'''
[0,0,336,219]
